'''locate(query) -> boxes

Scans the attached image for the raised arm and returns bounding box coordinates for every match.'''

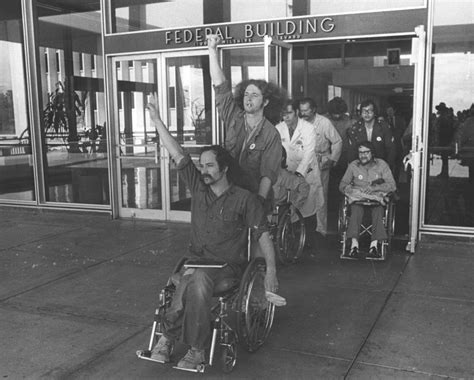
[146,92,185,164]
[207,34,226,86]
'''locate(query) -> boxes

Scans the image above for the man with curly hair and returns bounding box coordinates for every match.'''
[207,34,284,212]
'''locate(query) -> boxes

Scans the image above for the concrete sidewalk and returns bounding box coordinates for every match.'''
[1,207,473,379]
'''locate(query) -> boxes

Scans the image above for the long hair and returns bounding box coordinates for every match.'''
[234,79,287,125]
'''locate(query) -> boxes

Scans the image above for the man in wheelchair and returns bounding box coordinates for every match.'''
[144,94,279,371]
[339,141,396,259]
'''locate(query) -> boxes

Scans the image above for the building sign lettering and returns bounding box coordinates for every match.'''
[164,17,336,46]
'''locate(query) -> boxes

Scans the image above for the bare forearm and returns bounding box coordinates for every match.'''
[258,231,277,274]
[152,118,185,163]
[258,177,272,199]
[208,46,226,86]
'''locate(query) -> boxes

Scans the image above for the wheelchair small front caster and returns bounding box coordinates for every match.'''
[220,343,237,373]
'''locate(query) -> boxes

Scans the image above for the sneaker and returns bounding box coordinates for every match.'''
[367,246,382,259]
[348,246,360,258]
[150,335,172,362]
[177,348,205,370]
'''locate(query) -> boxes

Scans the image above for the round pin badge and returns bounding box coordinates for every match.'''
[249,143,256,150]
[376,136,382,141]
[358,174,363,180]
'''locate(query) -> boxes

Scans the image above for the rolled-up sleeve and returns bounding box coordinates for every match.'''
[214,81,240,131]
[177,154,201,194]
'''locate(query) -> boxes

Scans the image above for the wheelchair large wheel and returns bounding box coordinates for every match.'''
[235,257,275,352]
[276,206,306,264]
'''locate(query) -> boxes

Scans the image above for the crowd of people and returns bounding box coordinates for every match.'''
[143,34,415,370]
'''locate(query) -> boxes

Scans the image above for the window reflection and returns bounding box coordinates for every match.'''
[0,2,35,201]
[424,0,474,227]
[38,2,108,204]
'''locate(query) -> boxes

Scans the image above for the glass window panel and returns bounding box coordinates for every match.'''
[38,1,108,205]
[110,0,425,33]
[309,0,425,14]
[115,58,161,210]
[0,2,35,201]
[166,55,212,212]
[424,0,474,227]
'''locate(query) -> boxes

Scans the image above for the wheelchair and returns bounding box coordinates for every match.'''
[269,190,306,265]
[338,192,396,261]
[136,243,275,373]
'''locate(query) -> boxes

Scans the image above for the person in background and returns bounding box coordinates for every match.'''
[272,146,310,212]
[385,104,407,182]
[326,97,353,185]
[298,97,342,239]
[347,99,396,170]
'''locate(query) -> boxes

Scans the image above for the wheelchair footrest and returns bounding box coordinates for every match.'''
[136,350,167,364]
[172,364,206,373]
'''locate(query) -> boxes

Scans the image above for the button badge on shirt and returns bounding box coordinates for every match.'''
[249,143,255,150]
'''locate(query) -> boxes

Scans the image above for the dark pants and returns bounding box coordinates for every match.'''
[163,265,239,350]
[347,204,387,241]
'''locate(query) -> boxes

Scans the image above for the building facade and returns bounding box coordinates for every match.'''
[1,0,473,251]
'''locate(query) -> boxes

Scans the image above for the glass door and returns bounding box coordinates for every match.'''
[111,51,211,221]
[161,51,213,221]
[264,36,293,94]
[112,55,163,219]
[407,25,427,252]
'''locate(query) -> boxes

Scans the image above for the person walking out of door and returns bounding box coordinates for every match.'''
[347,99,396,170]
[298,97,342,239]
[207,34,285,213]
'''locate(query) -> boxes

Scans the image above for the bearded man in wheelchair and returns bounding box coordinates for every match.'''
[339,140,396,259]
[144,94,279,371]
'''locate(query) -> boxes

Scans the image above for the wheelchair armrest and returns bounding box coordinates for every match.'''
[183,258,228,269]
[386,191,400,202]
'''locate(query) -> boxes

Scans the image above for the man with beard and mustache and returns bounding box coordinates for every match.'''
[298,97,342,239]
[207,34,284,213]
[339,141,396,259]
[145,93,279,370]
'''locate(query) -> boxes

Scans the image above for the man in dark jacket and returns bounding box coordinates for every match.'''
[347,99,396,170]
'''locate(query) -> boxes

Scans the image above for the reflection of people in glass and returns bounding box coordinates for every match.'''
[433,102,455,178]
[207,34,284,213]
[455,104,474,224]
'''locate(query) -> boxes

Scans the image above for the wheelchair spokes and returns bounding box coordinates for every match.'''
[276,206,306,264]
[236,258,275,352]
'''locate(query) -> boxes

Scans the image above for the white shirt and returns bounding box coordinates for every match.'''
[275,118,316,175]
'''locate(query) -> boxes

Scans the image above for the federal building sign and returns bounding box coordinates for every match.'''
[165,17,336,46]
[105,10,426,54]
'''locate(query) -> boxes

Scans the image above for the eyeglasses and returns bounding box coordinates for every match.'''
[358,150,371,155]
[361,109,374,115]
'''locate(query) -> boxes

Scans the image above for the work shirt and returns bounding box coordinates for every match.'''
[339,158,396,195]
[214,80,281,193]
[310,114,342,163]
[177,154,269,266]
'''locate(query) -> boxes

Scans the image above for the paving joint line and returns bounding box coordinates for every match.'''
[343,255,412,379]
[0,232,181,303]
